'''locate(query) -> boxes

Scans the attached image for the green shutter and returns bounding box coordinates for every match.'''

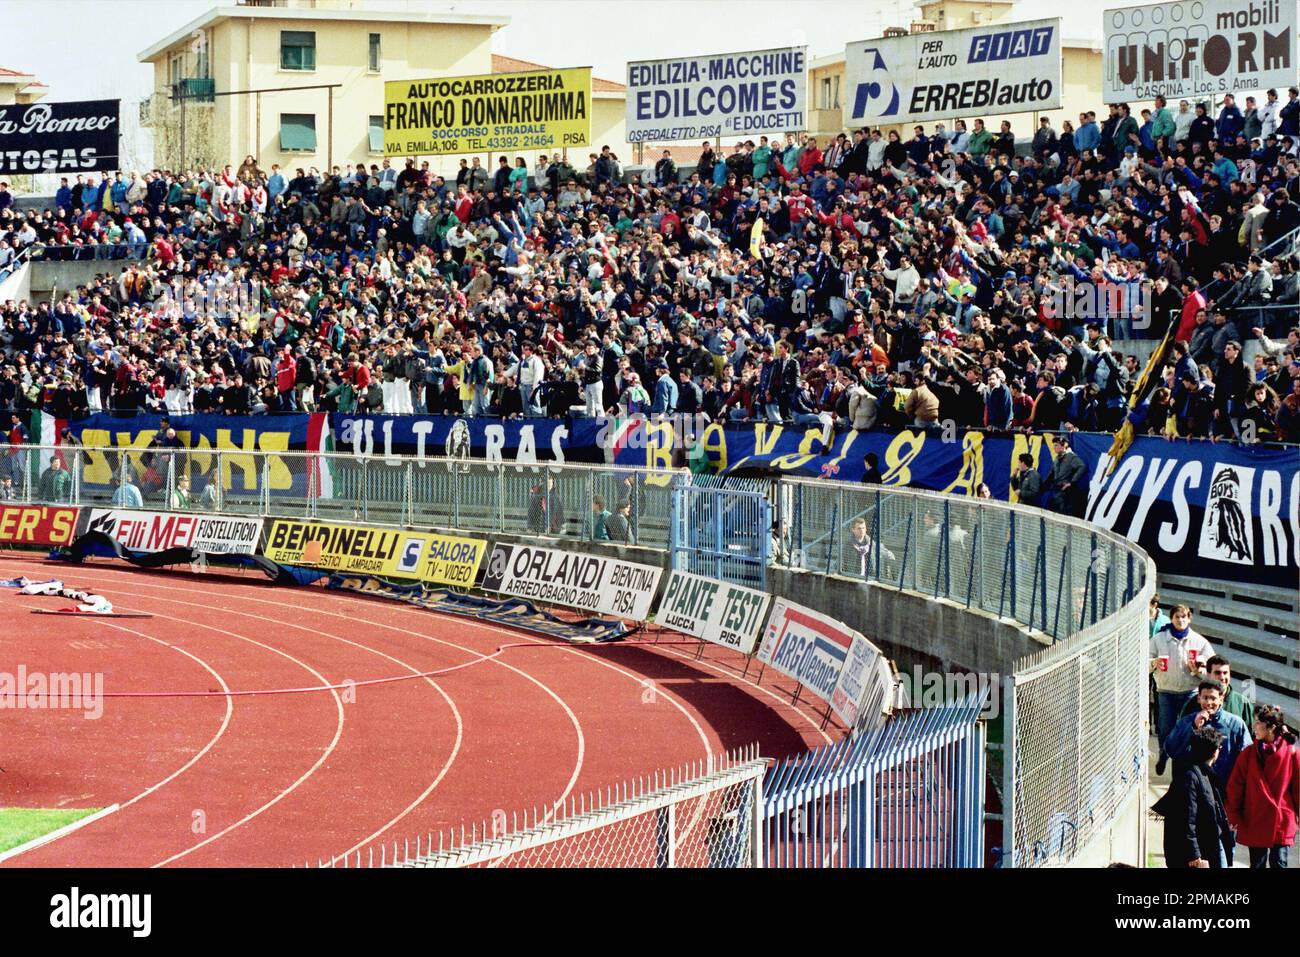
[368,116,384,153]
[280,114,317,152]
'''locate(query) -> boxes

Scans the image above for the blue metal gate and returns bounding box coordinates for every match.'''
[669,483,772,590]
[762,692,988,867]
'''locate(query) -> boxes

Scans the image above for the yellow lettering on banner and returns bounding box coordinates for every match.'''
[770,428,824,470]
[645,420,674,472]
[117,430,158,480]
[826,429,857,475]
[753,423,784,456]
[218,429,258,491]
[79,429,113,484]
[177,433,213,480]
[257,431,292,490]
[940,431,985,496]
[883,430,926,486]
[700,422,727,473]
[1007,433,1052,502]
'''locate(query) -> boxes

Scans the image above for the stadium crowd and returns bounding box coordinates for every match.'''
[2,90,1300,459]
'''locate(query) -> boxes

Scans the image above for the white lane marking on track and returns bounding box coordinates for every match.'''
[100,622,236,811]
[101,585,469,866]
[43,568,585,863]
[297,591,721,821]
[105,600,348,869]
[4,566,356,869]
[265,589,822,858]
[25,560,833,867]
[305,597,721,864]
[0,621,234,864]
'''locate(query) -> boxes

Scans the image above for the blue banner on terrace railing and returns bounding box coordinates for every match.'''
[612,419,1299,588]
[330,414,604,464]
[59,412,1298,587]
[1074,433,1299,589]
[66,412,316,495]
[66,413,605,463]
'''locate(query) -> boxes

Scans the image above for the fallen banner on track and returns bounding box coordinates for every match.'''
[656,570,769,654]
[480,542,662,620]
[31,610,153,619]
[57,530,306,586]
[262,519,485,586]
[329,575,629,643]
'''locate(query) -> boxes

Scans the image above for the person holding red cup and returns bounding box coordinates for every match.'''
[1150,604,1215,776]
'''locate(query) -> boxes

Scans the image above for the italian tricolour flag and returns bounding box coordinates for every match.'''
[29,410,68,486]
[306,411,336,500]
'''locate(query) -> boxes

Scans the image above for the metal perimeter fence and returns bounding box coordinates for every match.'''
[319,747,768,869]
[763,692,988,868]
[9,442,1155,867]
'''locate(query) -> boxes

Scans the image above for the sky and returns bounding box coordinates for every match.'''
[0,0,1131,103]
[0,0,1237,177]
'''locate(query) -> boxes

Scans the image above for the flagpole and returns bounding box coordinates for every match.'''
[1102,303,1180,479]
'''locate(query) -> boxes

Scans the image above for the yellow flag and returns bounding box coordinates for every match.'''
[1102,310,1178,478]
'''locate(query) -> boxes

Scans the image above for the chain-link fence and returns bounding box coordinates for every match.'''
[323,748,766,869]
[1002,553,1153,868]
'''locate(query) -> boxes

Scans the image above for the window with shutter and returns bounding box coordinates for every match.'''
[280,114,317,152]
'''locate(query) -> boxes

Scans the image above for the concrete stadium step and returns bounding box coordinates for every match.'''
[1195,617,1298,670]
[1216,645,1299,695]
[1252,685,1300,725]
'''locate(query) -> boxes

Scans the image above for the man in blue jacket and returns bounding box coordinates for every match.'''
[1074,111,1101,153]
[650,363,678,415]
[984,368,1013,429]
[1216,94,1245,142]
[1280,87,1300,136]
[1165,679,1249,789]
[110,173,129,214]
[267,164,287,205]
[80,177,99,210]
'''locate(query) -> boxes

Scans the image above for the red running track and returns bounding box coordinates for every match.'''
[0,554,839,867]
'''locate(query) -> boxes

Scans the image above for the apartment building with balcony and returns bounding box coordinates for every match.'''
[137,0,625,174]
